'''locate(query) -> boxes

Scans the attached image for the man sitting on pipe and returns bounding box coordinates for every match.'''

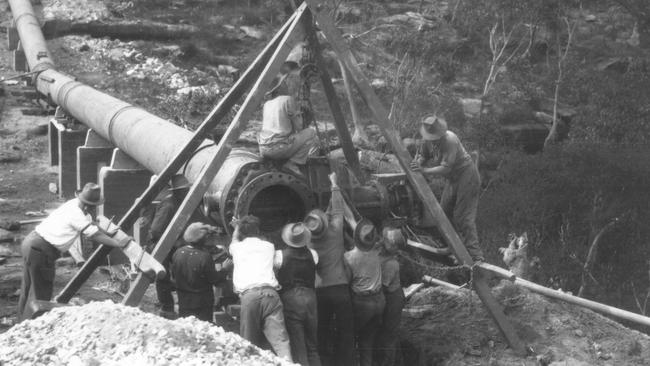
[258,73,318,177]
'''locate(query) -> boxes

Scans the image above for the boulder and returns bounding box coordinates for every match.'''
[460,98,482,118]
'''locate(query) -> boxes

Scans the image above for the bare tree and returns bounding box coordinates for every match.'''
[544,17,577,149]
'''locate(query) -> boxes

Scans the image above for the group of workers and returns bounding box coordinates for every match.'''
[165,172,403,366]
[16,62,482,366]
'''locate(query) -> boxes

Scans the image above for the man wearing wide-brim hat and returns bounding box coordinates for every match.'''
[171,222,230,322]
[304,172,355,366]
[410,115,485,262]
[273,222,320,366]
[258,73,318,177]
[344,219,385,366]
[18,183,128,320]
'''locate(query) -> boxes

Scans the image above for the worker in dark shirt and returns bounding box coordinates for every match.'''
[171,222,230,322]
[410,115,485,262]
[148,174,190,319]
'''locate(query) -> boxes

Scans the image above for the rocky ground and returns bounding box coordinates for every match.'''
[0,300,294,365]
[2,0,650,365]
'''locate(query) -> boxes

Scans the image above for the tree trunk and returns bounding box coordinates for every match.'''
[41,19,206,41]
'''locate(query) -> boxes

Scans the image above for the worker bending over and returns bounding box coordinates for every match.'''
[304,172,355,366]
[275,222,321,366]
[229,215,293,362]
[171,223,231,322]
[258,74,318,177]
[18,183,127,320]
[344,220,385,366]
[410,115,485,262]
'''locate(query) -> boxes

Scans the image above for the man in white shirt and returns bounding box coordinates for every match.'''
[258,74,318,176]
[18,183,128,320]
[229,215,292,362]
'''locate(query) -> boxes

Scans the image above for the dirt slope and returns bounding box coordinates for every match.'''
[402,282,650,365]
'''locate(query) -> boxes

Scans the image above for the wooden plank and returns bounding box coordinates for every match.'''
[303,10,363,182]
[304,0,526,355]
[54,10,298,304]
[121,3,308,306]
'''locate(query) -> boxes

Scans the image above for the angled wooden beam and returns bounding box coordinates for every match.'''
[304,0,526,355]
[55,9,299,304]
[303,10,363,182]
[121,3,308,306]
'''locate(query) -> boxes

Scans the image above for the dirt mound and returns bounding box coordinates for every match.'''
[401,281,650,365]
[0,301,293,366]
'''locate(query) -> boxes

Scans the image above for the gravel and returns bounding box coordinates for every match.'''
[0,301,294,366]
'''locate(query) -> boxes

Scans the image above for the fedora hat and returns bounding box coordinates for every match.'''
[304,209,328,239]
[183,222,218,244]
[420,115,448,141]
[76,183,104,206]
[169,174,190,191]
[353,219,378,251]
[281,222,312,248]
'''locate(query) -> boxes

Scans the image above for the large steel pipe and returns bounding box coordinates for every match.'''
[8,0,54,72]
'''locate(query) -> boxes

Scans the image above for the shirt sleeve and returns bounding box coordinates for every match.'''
[310,249,319,265]
[327,187,344,234]
[273,250,283,269]
[203,253,225,285]
[150,199,176,242]
[67,206,99,237]
[440,135,459,169]
[285,97,303,132]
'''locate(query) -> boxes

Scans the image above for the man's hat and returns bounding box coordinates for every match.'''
[76,183,104,206]
[170,174,190,191]
[281,222,312,248]
[183,222,218,244]
[420,115,448,141]
[304,209,328,239]
[353,219,378,251]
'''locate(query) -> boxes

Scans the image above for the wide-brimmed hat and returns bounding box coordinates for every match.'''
[76,183,104,206]
[304,209,328,239]
[353,219,378,251]
[183,222,218,244]
[170,174,190,191]
[420,115,448,141]
[281,222,312,248]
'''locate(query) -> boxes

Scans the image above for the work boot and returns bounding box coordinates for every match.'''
[158,309,177,320]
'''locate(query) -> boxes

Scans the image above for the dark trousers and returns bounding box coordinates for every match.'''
[156,254,175,312]
[179,307,213,322]
[240,287,292,361]
[352,291,385,366]
[375,288,405,366]
[281,287,321,366]
[316,284,355,366]
[441,164,484,260]
[18,231,60,321]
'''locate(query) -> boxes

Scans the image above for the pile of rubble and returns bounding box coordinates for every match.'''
[0,301,294,366]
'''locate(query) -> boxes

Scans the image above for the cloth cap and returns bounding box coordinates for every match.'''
[353,219,378,251]
[420,115,448,141]
[304,209,328,239]
[170,175,190,191]
[281,222,312,248]
[76,183,104,206]
[183,222,218,244]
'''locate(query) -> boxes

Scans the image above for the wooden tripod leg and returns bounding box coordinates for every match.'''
[303,0,526,355]
[121,3,309,307]
[303,11,363,182]
[54,10,300,304]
